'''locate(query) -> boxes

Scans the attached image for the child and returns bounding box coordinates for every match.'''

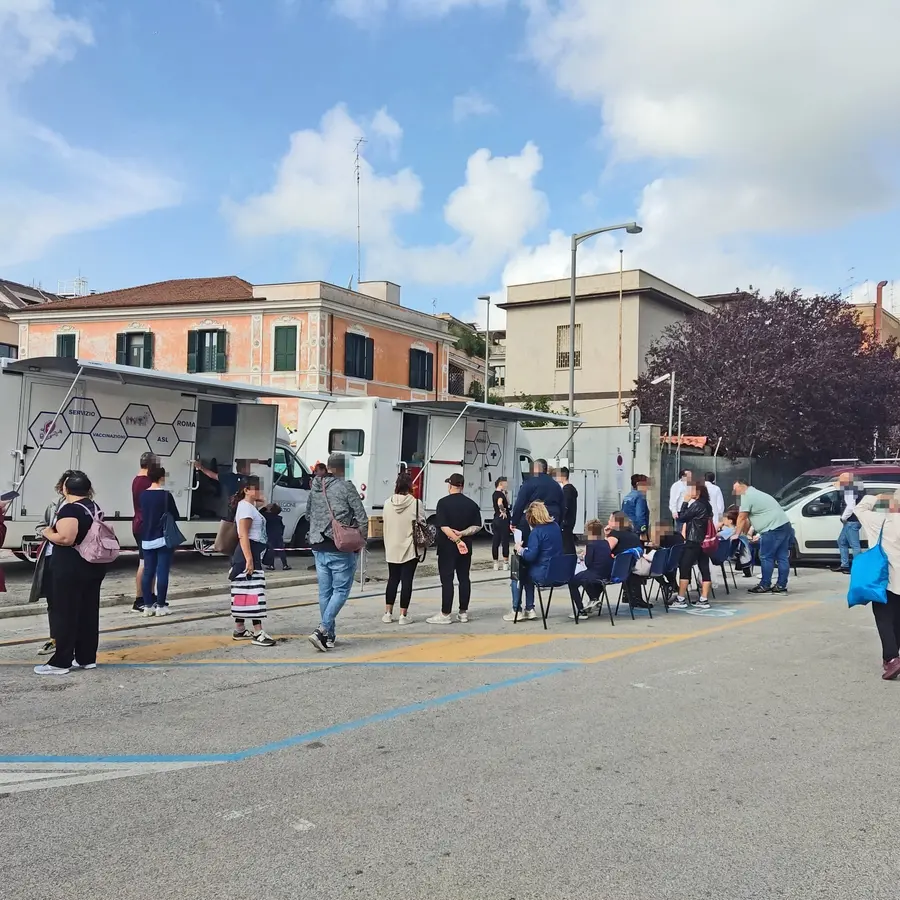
[723,505,754,576]
[261,503,290,571]
[717,510,737,541]
[651,520,684,597]
[568,518,613,617]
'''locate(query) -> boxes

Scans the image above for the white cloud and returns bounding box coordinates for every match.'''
[0,0,182,267]
[523,0,900,291]
[224,103,421,241]
[452,90,496,122]
[332,0,506,23]
[370,106,403,158]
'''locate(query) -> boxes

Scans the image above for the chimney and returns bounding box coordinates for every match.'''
[358,281,401,305]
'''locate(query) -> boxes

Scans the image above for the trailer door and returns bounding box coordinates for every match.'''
[234,403,278,496]
[424,416,467,512]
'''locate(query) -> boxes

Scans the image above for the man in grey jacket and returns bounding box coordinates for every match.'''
[307,453,368,652]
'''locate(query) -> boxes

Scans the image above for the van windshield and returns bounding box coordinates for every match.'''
[775,476,827,506]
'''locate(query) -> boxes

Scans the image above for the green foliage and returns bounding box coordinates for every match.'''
[449,323,486,359]
[466,380,504,405]
[515,394,566,428]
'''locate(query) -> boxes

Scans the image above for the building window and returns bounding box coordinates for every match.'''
[556,324,582,369]
[448,363,465,396]
[187,329,227,374]
[0,343,16,359]
[329,429,365,456]
[345,332,374,380]
[492,365,505,388]
[409,349,434,391]
[273,325,298,372]
[56,333,76,358]
[116,332,154,369]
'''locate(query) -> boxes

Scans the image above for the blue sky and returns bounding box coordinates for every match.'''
[3,0,900,324]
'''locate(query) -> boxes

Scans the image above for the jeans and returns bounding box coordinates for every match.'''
[314,550,358,639]
[838,520,862,569]
[759,522,792,589]
[510,580,535,612]
[142,547,173,606]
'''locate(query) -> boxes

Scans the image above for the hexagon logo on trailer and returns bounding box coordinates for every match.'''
[464,441,479,466]
[29,412,71,451]
[147,423,179,457]
[91,418,128,454]
[172,409,197,443]
[473,430,490,454]
[63,397,100,434]
[120,404,154,438]
[486,443,502,466]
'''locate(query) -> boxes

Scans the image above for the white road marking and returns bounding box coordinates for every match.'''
[0,761,220,794]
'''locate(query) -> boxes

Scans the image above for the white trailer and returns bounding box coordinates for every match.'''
[292,397,587,533]
[0,357,320,560]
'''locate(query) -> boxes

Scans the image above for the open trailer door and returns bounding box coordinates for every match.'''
[233,402,278,495]
[424,415,467,512]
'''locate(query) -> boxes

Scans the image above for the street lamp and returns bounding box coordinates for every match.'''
[567,221,642,464]
[478,294,491,402]
[651,371,676,454]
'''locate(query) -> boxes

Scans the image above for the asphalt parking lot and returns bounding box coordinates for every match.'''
[1,566,896,899]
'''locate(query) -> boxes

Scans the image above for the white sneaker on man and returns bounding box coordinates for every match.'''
[426,613,453,625]
[381,612,394,624]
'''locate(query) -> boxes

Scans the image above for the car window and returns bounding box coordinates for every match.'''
[802,489,841,517]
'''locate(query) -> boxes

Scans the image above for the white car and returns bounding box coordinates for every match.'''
[783,481,898,561]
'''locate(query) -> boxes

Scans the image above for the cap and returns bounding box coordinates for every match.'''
[445,473,465,487]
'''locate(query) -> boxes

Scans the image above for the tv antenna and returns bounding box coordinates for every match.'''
[354,137,367,288]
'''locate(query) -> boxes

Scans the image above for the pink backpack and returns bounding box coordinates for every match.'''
[75,502,121,564]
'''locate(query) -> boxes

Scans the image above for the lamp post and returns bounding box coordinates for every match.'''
[478,294,491,402]
[651,371,676,454]
[567,221,642,464]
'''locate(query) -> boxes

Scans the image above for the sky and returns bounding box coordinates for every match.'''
[2,0,900,327]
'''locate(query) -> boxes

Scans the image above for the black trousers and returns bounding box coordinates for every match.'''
[492,520,510,560]
[42,555,60,640]
[561,528,577,556]
[679,542,711,583]
[872,590,900,661]
[47,563,104,668]
[386,559,418,610]
[438,549,472,614]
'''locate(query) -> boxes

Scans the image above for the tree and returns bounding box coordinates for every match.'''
[465,380,503,405]
[514,394,567,428]
[630,290,900,461]
[449,322,485,359]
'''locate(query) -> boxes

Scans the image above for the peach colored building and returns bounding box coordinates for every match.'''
[10,276,458,431]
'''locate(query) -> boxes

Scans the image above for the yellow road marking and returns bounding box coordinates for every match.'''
[97,635,236,663]
[350,633,563,663]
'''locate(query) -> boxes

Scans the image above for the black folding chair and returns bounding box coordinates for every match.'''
[532,555,578,630]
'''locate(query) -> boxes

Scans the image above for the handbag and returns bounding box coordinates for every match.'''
[413,517,436,561]
[701,518,719,555]
[848,524,889,607]
[321,482,366,553]
[213,519,238,555]
[160,491,186,550]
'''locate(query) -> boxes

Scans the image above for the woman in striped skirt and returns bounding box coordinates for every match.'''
[228,476,276,647]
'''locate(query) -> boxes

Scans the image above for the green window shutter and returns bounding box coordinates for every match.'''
[274,326,297,372]
[344,334,354,375]
[364,337,374,381]
[56,334,75,358]
[408,350,416,388]
[115,333,127,365]
[143,332,154,369]
[425,352,433,392]
[186,330,198,373]
[215,330,227,373]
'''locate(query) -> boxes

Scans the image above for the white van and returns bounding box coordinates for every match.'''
[783,480,899,561]
[1,356,317,560]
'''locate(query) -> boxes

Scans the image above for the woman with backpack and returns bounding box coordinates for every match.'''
[34,471,112,675]
[671,481,714,610]
[381,471,425,624]
[139,464,182,617]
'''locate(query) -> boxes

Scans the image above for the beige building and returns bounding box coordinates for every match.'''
[500,269,713,426]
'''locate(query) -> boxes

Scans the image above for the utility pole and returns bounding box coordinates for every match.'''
[354,137,367,289]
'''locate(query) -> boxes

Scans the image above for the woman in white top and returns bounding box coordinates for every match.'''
[381,471,425,625]
[854,491,900,680]
[227,476,276,647]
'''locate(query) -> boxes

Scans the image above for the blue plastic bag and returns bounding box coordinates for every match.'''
[847,524,889,607]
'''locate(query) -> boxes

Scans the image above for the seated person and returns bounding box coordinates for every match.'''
[568,518,613,616]
[647,520,685,595]
[504,501,563,622]
[724,504,754,576]
[717,510,736,541]
[606,510,649,608]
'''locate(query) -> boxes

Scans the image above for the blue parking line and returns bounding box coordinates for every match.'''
[0,665,570,765]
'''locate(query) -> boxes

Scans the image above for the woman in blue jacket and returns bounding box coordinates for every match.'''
[504,501,563,622]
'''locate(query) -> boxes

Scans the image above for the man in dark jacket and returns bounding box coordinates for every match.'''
[831,472,866,574]
[556,467,578,555]
[306,453,368,652]
[511,459,565,533]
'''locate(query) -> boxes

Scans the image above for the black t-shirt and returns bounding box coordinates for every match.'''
[435,492,482,551]
[609,528,641,554]
[52,499,99,568]
[658,532,685,549]
[492,490,508,519]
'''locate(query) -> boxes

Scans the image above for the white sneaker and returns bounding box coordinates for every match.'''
[155,605,171,617]
[457,611,470,624]
[523,609,538,621]
[70,661,97,670]
[670,598,689,610]
[503,610,521,622]
[693,599,711,610]
[142,606,155,618]
[381,612,394,624]
[502,561,510,572]
[398,614,412,625]
[426,613,453,625]
[493,561,500,571]
[34,664,69,676]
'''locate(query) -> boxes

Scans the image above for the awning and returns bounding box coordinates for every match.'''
[394,399,583,426]
[3,357,334,404]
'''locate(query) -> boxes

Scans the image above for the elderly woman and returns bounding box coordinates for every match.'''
[504,500,563,622]
[854,491,900,680]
